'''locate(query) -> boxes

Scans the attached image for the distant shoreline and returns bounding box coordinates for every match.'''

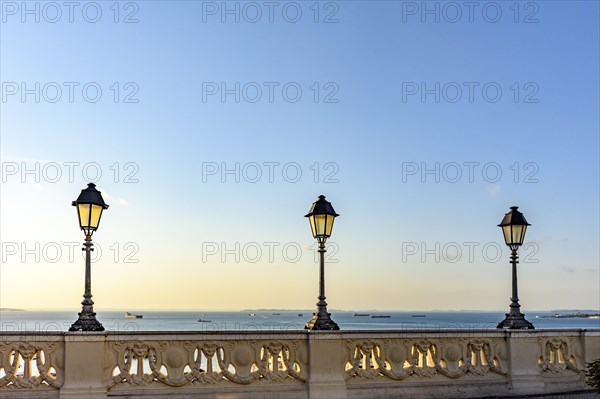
[0,308,25,312]
[541,312,600,319]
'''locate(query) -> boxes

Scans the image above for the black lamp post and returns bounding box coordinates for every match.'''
[497,206,534,329]
[69,183,109,332]
[304,195,340,331]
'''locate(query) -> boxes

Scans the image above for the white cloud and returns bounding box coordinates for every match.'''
[101,190,114,201]
[101,190,129,207]
[486,184,500,197]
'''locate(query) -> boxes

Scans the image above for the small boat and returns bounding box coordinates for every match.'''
[298,313,303,317]
[272,313,281,316]
[412,315,426,318]
[249,313,256,316]
[125,312,143,319]
[197,319,212,323]
[353,313,370,317]
[371,315,391,318]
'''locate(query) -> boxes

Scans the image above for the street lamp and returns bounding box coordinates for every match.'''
[304,195,340,330]
[497,206,534,329]
[69,183,109,332]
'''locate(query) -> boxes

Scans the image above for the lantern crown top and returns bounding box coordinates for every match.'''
[72,183,109,209]
[498,206,530,227]
[305,195,339,218]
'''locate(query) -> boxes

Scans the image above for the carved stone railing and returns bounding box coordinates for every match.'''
[103,332,307,390]
[344,336,508,380]
[537,336,582,373]
[338,330,597,399]
[0,333,64,398]
[0,329,598,399]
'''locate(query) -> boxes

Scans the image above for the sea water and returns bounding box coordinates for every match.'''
[1,310,599,332]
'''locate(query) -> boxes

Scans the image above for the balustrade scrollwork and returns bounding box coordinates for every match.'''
[105,338,307,388]
[0,341,64,390]
[537,337,583,374]
[344,337,507,381]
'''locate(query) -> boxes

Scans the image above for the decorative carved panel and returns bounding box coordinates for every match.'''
[0,341,64,389]
[105,339,307,388]
[345,337,507,381]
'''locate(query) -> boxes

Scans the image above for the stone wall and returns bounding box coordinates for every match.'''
[1,329,598,399]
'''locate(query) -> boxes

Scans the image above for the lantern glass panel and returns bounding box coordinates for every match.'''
[502,225,511,245]
[325,214,335,237]
[78,203,91,230]
[502,224,527,246]
[309,215,317,238]
[514,224,527,245]
[309,214,336,238]
[90,204,103,229]
[314,214,327,237]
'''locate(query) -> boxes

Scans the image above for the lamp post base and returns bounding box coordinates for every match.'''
[69,309,104,332]
[497,313,534,329]
[305,310,339,331]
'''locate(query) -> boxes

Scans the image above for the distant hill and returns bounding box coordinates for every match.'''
[0,308,25,311]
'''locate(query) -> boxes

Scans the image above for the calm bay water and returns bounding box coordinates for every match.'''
[1,310,599,332]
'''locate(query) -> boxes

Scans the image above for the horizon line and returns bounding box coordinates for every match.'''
[2,308,599,313]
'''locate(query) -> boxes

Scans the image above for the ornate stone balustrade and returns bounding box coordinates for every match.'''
[103,332,307,395]
[0,333,64,395]
[0,329,598,399]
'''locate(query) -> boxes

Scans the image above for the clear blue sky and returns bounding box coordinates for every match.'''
[1,1,598,311]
